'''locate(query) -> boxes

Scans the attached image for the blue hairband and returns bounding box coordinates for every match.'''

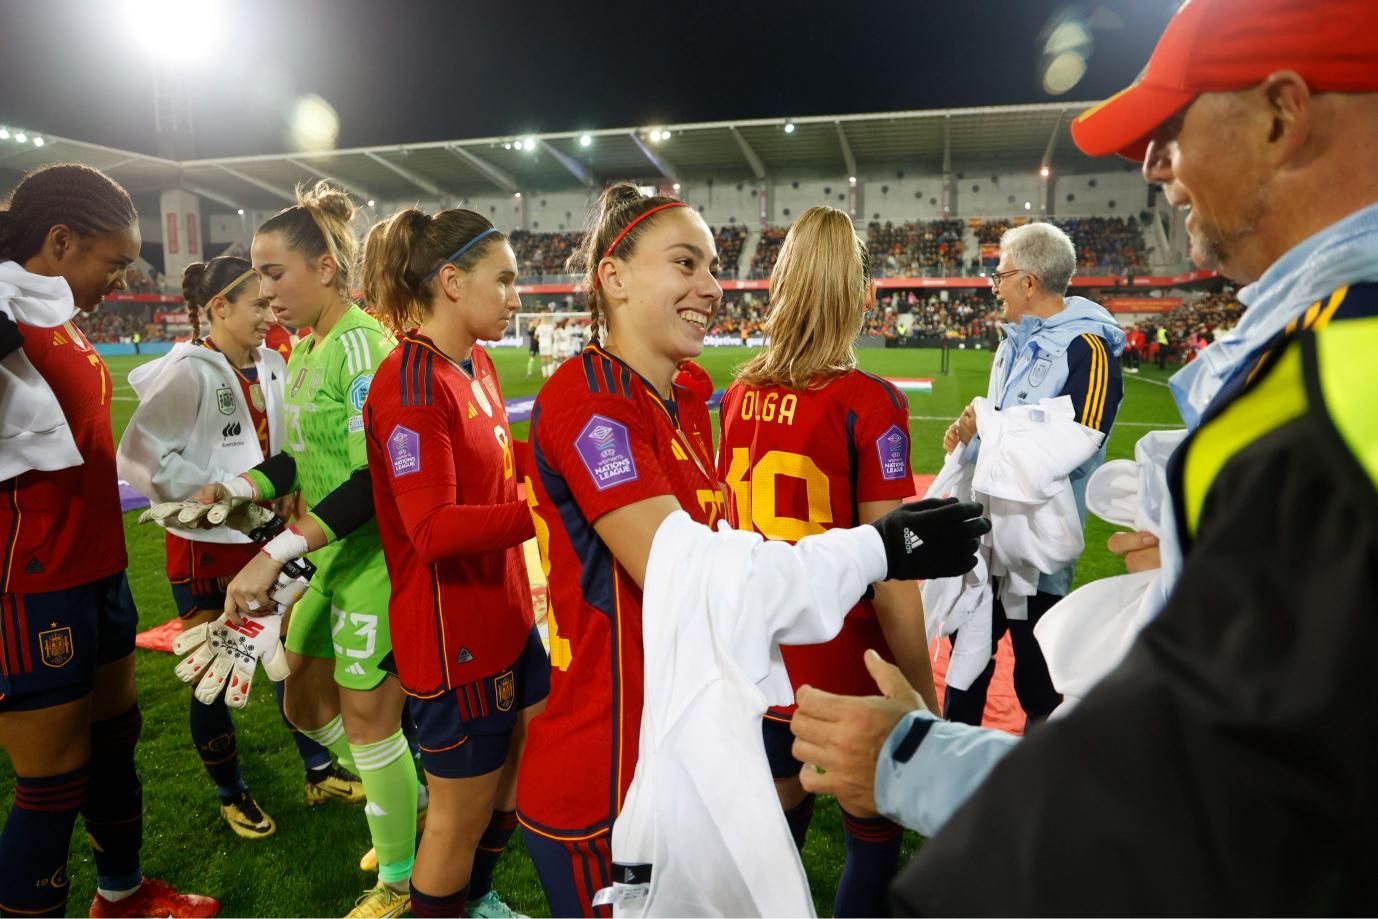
[420,227,500,285]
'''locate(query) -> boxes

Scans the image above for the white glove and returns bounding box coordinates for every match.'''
[138,497,276,535]
[174,612,290,708]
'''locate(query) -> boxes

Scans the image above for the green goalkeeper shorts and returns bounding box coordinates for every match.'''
[284,538,393,691]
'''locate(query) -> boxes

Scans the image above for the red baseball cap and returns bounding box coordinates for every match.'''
[1071,0,1378,161]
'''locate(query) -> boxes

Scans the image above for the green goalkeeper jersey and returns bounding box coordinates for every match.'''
[280,306,395,535]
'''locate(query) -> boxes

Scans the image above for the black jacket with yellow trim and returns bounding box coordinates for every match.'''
[892,284,1378,916]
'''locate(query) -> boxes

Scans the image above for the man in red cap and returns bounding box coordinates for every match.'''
[788,0,1378,912]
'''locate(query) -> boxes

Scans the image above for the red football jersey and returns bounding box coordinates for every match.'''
[717,370,915,710]
[263,324,294,362]
[517,343,721,840]
[2,319,127,593]
[165,342,271,583]
[365,335,534,695]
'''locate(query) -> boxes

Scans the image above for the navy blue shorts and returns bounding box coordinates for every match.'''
[520,826,613,918]
[762,713,803,780]
[170,577,226,621]
[0,571,139,712]
[408,625,550,779]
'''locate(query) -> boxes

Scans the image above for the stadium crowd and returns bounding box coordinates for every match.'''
[1060,216,1147,274]
[74,303,166,343]
[867,219,967,277]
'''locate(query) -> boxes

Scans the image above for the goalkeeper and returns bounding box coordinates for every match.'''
[188,184,421,919]
[117,255,360,841]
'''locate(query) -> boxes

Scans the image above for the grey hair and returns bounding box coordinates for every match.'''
[1000,222,1077,295]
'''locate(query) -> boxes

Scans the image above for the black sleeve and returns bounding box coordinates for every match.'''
[890,403,1378,914]
[1059,333,1123,433]
[251,451,299,498]
[0,312,24,361]
[309,466,375,541]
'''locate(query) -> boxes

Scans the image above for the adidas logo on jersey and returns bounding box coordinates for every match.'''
[345,663,366,676]
[222,421,242,438]
[25,557,44,574]
[903,528,924,554]
[466,403,478,419]
[456,647,474,664]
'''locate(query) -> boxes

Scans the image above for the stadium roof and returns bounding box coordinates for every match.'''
[1,101,1118,211]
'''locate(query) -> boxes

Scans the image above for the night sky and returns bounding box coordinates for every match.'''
[0,0,1178,159]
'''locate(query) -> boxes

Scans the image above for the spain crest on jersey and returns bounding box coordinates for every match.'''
[39,625,74,668]
[494,670,515,712]
[216,384,236,416]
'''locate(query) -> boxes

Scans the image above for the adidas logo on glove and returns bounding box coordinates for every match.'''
[904,528,924,554]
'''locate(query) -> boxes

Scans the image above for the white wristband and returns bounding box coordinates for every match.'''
[261,527,309,564]
[222,475,258,500]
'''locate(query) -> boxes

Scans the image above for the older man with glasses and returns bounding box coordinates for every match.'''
[939,221,1124,729]
[789,0,1378,912]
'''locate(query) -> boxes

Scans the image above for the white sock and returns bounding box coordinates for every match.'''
[97,883,141,902]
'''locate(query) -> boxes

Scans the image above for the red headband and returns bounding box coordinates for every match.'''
[603,201,688,260]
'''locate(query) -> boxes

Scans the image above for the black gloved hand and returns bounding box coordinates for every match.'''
[0,312,24,361]
[869,496,990,581]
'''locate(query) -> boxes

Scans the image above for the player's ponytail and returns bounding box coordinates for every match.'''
[257,180,359,297]
[0,163,136,263]
[567,183,681,340]
[360,206,503,335]
[181,256,253,340]
[736,206,870,391]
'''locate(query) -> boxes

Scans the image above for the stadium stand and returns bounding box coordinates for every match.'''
[866,219,967,277]
[1060,216,1147,274]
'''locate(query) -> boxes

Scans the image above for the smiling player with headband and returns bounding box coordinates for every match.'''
[515,184,987,915]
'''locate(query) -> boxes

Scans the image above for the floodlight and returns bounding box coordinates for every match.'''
[579,134,592,147]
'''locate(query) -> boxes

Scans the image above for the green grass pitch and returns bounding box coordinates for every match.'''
[2,345,1185,916]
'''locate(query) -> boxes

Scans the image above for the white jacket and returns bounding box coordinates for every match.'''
[1034,429,1188,713]
[607,511,888,918]
[919,450,994,691]
[0,260,83,480]
[973,395,1104,619]
[117,342,287,545]
[923,397,1103,690]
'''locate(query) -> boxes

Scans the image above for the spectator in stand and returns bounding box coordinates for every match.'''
[751,226,789,276]
[714,225,748,277]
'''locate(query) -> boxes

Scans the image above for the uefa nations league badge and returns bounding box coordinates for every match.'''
[876,424,909,481]
[576,415,638,491]
[388,425,421,478]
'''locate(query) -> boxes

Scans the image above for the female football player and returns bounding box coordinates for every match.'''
[719,205,937,916]
[198,183,418,918]
[0,164,217,917]
[517,185,984,915]
[116,255,362,841]
[359,206,546,919]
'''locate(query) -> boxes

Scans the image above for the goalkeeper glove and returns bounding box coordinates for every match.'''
[173,557,314,708]
[869,497,990,581]
[138,497,276,535]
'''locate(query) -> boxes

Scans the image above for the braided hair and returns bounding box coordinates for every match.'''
[0,164,137,263]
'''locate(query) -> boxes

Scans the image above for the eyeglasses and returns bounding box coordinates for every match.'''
[988,268,1023,286]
